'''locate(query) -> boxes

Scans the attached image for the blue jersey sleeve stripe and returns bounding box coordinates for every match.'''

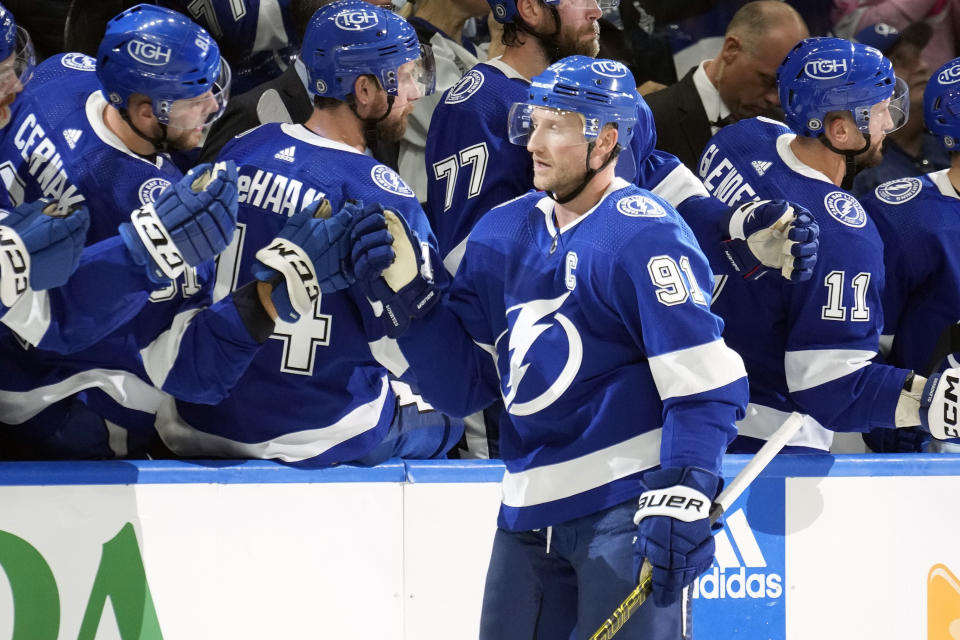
[649,338,747,399]
[785,348,875,392]
[501,429,661,508]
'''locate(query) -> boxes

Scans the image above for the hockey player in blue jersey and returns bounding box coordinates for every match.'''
[0,4,372,459]
[354,56,748,639]
[425,0,819,457]
[146,0,463,468]
[856,56,960,453]
[697,37,960,453]
[0,2,95,317]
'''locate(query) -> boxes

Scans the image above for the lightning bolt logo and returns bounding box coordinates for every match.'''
[500,293,583,416]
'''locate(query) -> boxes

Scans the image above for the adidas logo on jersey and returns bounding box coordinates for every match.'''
[692,509,783,600]
[751,160,771,176]
[63,129,83,150]
[274,146,296,163]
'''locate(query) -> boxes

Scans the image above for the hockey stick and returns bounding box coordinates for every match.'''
[588,411,805,640]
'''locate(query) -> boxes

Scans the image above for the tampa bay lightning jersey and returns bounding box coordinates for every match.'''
[0,55,265,450]
[698,117,912,450]
[159,0,297,94]
[155,122,443,466]
[425,58,732,275]
[394,179,747,530]
[860,171,960,373]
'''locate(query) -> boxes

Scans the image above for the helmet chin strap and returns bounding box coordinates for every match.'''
[120,109,169,154]
[348,91,396,146]
[549,143,621,205]
[818,132,871,191]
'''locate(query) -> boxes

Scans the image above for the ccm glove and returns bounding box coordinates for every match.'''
[119,161,238,283]
[0,199,90,306]
[357,209,438,338]
[253,200,391,323]
[920,365,960,441]
[633,467,720,607]
[722,199,819,282]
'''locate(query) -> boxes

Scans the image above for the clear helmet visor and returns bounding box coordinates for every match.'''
[0,26,36,101]
[855,76,910,137]
[507,103,601,148]
[389,45,435,100]
[556,0,619,11]
[156,57,232,132]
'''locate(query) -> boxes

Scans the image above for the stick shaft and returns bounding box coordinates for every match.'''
[589,411,804,640]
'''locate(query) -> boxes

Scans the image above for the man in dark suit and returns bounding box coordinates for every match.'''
[645,1,808,171]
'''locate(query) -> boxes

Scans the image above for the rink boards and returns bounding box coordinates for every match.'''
[0,455,956,639]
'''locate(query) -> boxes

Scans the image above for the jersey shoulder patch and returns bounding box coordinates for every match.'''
[616,194,667,218]
[444,69,485,105]
[823,191,867,228]
[874,177,923,205]
[59,53,97,72]
[371,165,416,198]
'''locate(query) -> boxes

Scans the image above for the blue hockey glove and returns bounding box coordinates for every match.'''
[357,208,438,338]
[0,199,90,306]
[633,466,720,608]
[722,199,819,282]
[862,426,930,453]
[252,199,389,323]
[119,161,238,284]
[920,363,960,443]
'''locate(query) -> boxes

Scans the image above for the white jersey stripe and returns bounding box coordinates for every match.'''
[140,308,204,389]
[735,403,834,450]
[1,289,51,346]
[501,429,661,508]
[648,338,746,400]
[155,375,392,461]
[648,162,710,206]
[784,348,875,392]
[0,367,164,424]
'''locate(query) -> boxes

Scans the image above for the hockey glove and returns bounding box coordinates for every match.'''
[920,364,960,442]
[0,199,90,307]
[358,208,438,338]
[722,199,819,282]
[633,466,720,607]
[119,161,238,284]
[252,199,389,323]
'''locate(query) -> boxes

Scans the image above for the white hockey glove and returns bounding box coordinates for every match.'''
[722,200,819,282]
[921,367,960,441]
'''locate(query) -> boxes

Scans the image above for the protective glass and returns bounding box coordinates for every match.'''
[0,26,35,100]
[855,76,910,136]
[507,103,600,147]
[158,57,232,131]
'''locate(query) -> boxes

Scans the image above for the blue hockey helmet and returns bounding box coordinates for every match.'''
[301,0,435,100]
[778,37,909,138]
[508,56,643,150]
[925,57,960,150]
[0,2,35,99]
[487,0,619,24]
[96,4,231,128]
